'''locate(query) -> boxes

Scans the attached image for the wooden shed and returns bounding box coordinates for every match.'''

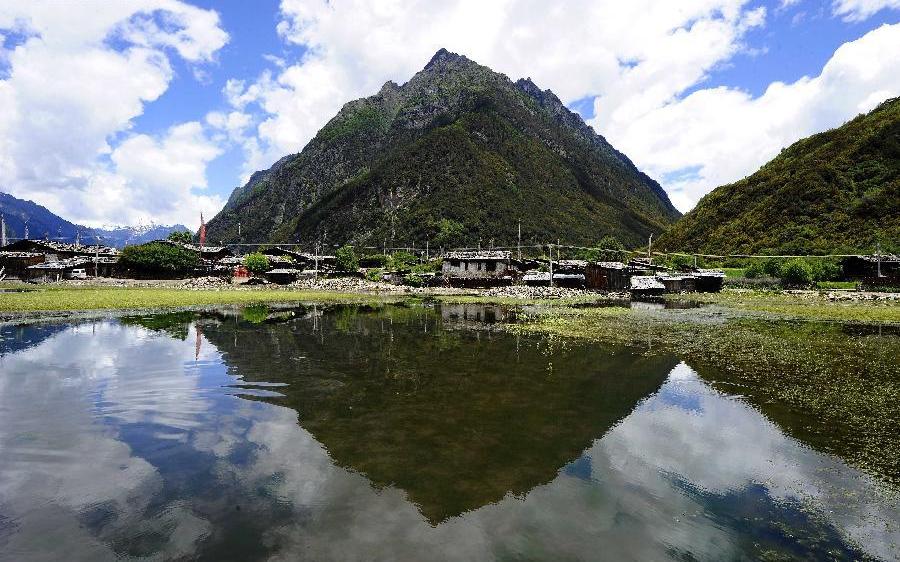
[585,262,629,291]
[694,269,725,292]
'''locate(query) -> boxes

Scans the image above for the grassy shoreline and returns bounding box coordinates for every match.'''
[2,283,897,324]
[0,285,406,317]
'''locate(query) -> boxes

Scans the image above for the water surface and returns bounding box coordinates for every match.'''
[0,303,897,561]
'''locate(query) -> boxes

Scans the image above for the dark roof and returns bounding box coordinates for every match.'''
[444,250,511,261]
[2,239,119,256]
[845,254,900,263]
[630,276,665,290]
[0,251,43,259]
[158,239,232,255]
[590,261,627,269]
[693,269,725,278]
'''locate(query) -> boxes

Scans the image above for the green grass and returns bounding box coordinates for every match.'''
[0,286,397,314]
[815,280,859,290]
[721,267,746,278]
[669,289,900,323]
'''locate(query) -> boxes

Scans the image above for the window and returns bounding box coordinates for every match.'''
[486,261,496,272]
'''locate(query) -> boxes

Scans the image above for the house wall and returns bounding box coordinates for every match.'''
[585,265,629,291]
[441,259,509,279]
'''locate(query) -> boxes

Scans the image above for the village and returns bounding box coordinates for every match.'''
[1,235,898,299]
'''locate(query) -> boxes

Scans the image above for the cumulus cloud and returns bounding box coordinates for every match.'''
[0,1,228,228]
[225,0,767,183]
[833,0,900,21]
[603,22,900,211]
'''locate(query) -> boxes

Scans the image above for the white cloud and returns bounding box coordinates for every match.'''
[226,0,766,183]
[602,22,900,211]
[833,0,900,21]
[0,1,228,228]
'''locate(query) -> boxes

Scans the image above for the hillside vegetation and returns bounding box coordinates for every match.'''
[206,49,680,248]
[659,97,900,255]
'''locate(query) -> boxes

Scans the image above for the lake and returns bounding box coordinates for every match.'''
[1,303,898,561]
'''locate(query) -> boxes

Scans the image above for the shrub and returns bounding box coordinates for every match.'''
[365,268,384,282]
[745,261,765,279]
[335,245,359,272]
[243,253,271,274]
[780,259,814,286]
[167,230,194,244]
[763,258,785,277]
[389,251,418,271]
[120,242,199,275]
[361,253,391,268]
[411,259,442,274]
[670,254,693,271]
[404,273,425,287]
[809,258,841,282]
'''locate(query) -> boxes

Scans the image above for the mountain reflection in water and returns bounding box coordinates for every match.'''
[0,304,897,562]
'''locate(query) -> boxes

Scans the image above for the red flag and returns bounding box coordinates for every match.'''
[199,213,206,246]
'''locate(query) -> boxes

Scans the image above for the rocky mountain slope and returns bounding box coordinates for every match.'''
[658,97,900,255]
[206,49,680,248]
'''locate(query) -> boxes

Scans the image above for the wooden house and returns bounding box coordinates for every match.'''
[840,254,900,285]
[0,251,44,279]
[693,269,725,292]
[585,262,629,291]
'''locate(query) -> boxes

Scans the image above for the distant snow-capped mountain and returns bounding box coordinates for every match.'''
[1,191,191,249]
[92,223,191,248]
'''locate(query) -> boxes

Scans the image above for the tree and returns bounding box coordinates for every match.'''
[167,230,194,244]
[243,253,271,275]
[120,242,199,276]
[432,218,465,246]
[389,251,418,271]
[580,235,626,262]
[335,245,359,272]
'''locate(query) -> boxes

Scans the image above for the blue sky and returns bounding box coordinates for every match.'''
[0,0,898,227]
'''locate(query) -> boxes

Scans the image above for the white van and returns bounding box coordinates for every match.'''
[67,268,88,280]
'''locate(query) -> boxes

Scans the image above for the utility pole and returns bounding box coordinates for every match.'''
[877,242,883,277]
[314,240,319,282]
[426,237,429,261]
[548,244,554,288]
[24,219,29,240]
[648,233,653,265]
[517,219,521,262]
[94,236,101,278]
[0,214,6,247]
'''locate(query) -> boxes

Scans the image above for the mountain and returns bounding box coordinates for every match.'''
[207,49,680,248]
[92,224,190,248]
[658,97,900,255]
[0,191,188,248]
[0,192,101,245]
